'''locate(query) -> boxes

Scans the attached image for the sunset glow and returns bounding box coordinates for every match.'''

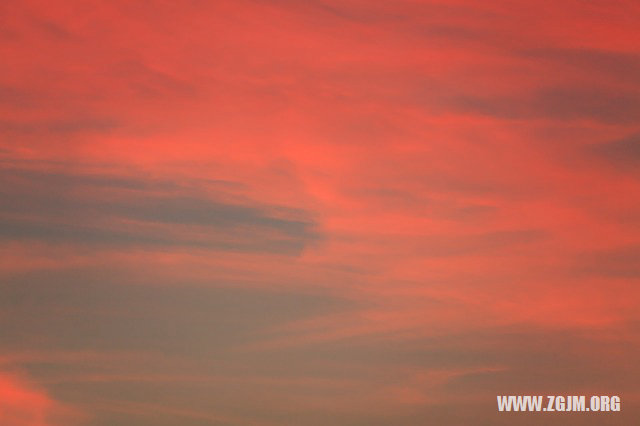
[2,1,640,424]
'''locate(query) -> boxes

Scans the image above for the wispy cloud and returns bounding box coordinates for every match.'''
[0,371,82,426]
[0,166,318,253]
[2,0,640,424]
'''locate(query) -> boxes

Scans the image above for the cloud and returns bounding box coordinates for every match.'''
[0,166,318,254]
[0,272,350,354]
[589,133,640,170]
[576,245,640,278]
[0,372,81,426]
[2,0,640,424]
[447,86,640,124]
[0,118,120,135]
[522,48,640,86]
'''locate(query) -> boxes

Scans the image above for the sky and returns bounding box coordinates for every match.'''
[1,0,640,425]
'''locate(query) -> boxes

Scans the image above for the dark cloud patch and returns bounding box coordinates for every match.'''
[588,133,640,170]
[0,118,120,135]
[0,272,349,355]
[2,277,636,426]
[533,87,640,124]
[0,167,318,254]
[448,86,640,124]
[575,245,640,278]
[522,48,640,86]
[0,167,182,191]
[0,85,40,107]
[438,328,638,393]
[281,324,640,395]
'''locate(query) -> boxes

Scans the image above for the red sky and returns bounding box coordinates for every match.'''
[2,0,640,425]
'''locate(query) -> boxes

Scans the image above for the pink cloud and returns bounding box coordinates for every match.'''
[0,372,82,426]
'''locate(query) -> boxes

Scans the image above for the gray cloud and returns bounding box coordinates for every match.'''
[0,118,120,134]
[448,86,640,124]
[25,322,637,426]
[522,48,640,86]
[0,167,318,254]
[0,272,348,355]
[589,133,640,170]
[575,245,640,278]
